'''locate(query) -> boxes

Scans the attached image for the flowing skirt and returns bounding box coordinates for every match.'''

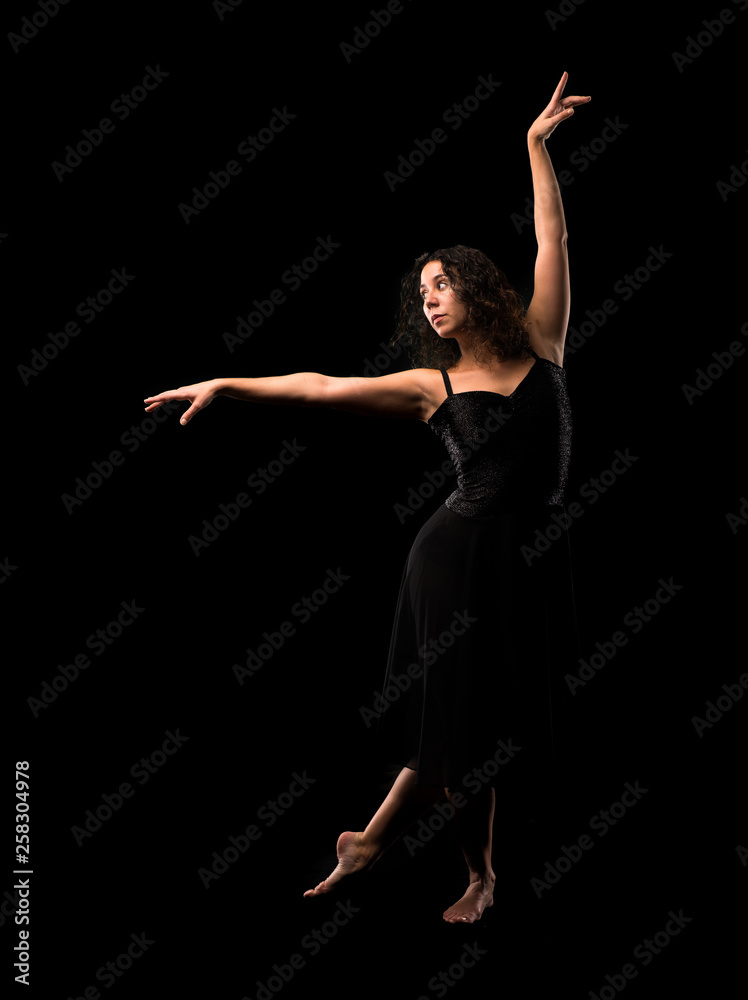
[375,502,580,794]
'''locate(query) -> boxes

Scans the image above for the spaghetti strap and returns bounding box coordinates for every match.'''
[527,347,540,361]
[439,367,453,396]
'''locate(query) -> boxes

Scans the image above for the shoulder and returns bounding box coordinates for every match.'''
[409,367,450,421]
[373,366,444,395]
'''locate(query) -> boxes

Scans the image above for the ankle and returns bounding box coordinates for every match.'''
[354,832,379,859]
[469,870,496,887]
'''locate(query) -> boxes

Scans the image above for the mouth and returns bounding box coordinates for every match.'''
[432,314,445,325]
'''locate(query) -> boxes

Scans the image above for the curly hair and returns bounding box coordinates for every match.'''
[391,245,531,370]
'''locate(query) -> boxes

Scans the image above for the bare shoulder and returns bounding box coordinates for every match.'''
[394,367,446,421]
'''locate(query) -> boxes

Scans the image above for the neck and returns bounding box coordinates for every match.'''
[450,334,483,370]
[450,335,532,372]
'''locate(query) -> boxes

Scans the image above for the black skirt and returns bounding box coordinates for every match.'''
[375,502,580,792]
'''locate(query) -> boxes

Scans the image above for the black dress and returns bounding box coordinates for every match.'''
[375,348,579,793]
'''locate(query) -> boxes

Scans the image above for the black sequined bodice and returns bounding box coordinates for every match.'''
[427,350,571,518]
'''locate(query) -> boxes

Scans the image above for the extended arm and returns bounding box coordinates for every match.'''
[524,71,591,365]
[143,368,432,425]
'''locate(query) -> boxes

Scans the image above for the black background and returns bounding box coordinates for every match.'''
[5,0,747,996]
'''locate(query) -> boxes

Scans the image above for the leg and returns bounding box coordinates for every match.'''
[441,785,496,923]
[303,766,444,898]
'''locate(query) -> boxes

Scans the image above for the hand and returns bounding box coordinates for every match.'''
[527,71,591,143]
[143,379,220,425]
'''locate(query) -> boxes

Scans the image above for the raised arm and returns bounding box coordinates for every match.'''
[524,71,590,366]
[143,368,434,425]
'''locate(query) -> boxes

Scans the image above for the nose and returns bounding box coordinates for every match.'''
[424,288,439,310]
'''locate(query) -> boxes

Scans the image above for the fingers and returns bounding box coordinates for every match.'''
[143,390,174,405]
[550,70,568,103]
[550,71,591,109]
[143,388,182,413]
[142,387,208,425]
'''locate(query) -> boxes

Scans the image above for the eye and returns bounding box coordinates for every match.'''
[421,280,447,300]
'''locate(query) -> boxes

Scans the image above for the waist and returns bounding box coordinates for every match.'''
[445,486,567,521]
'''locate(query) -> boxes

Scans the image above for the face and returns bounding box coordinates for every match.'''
[420,260,468,339]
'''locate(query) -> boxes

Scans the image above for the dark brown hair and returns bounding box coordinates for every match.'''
[391,245,531,370]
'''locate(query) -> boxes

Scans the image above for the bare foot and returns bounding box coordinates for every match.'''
[303,831,376,898]
[442,874,495,923]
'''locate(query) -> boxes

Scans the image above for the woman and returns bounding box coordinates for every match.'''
[144,72,590,923]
